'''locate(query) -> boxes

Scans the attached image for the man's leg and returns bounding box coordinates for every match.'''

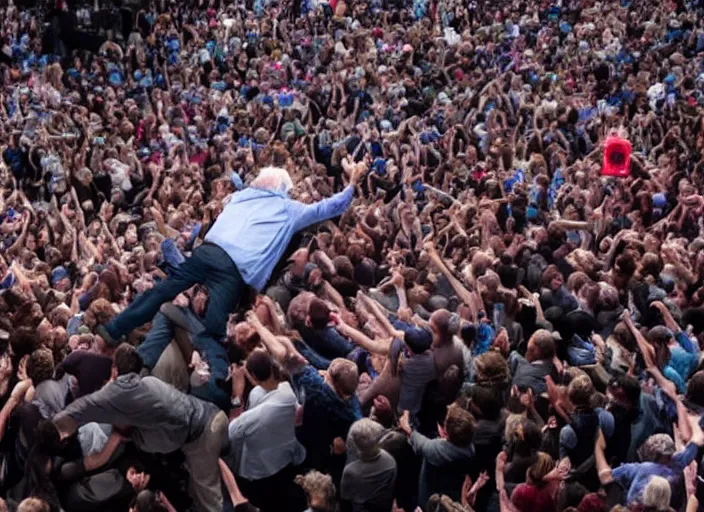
[183,411,228,512]
[151,341,189,393]
[102,246,209,343]
[136,312,175,371]
[201,250,244,341]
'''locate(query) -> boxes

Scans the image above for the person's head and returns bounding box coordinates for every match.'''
[370,395,395,428]
[126,464,151,493]
[638,434,676,464]
[505,415,542,457]
[27,349,55,386]
[474,351,509,386]
[567,374,595,411]
[325,358,359,399]
[430,309,460,345]
[646,326,674,369]
[245,349,280,385]
[607,374,641,409]
[348,418,384,461]
[542,265,563,291]
[641,476,671,511]
[112,343,143,378]
[686,370,704,408]
[525,329,555,362]
[463,383,502,420]
[295,471,337,512]
[526,452,555,488]
[443,404,475,447]
[17,498,49,512]
[129,490,160,512]
[51,266,71,292]
[307,298,331,329]
[251,166,294,195]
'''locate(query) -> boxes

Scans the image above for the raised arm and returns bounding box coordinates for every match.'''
[334,316,393,356]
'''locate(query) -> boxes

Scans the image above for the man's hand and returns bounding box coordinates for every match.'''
[245,310,262,328]
[350,160,369,186]
[399,410,412,436]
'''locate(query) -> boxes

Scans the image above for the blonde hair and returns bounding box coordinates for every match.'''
[526,452,555,487]
[295,471,336,507]
[642,476,671,511]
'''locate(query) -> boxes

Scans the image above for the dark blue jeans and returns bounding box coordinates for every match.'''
[137,309,205,370]
[138,309,231,410]
[105,243,243,342]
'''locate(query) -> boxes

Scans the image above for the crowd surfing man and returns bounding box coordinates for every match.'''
[5,0,704,511]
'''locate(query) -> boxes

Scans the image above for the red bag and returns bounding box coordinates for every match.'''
[602,136,632,178]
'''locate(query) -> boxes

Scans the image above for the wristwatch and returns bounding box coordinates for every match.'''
[231,396,243,408]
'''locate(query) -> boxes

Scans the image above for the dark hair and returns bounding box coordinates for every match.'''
[444,406,475,447]
[612,374,641,406]
[113,343,143,376]
[27,350,55,385]
[130,490,165,512]
[438,365,463,403]
[246,350,279,382]
[308,298,331,329]
[10,326,40,359]
[687,370,704,408]
[22,421,61,512]
[465,383,503,419]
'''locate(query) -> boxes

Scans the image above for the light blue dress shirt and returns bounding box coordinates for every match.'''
[205,185,354,291]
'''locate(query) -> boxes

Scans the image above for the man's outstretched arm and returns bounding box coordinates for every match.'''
[291,162,367,230]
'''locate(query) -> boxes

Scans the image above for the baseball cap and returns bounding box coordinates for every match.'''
[52,266,69,286]
[404,327,432,354]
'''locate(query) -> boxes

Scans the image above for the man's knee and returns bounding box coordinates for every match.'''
[152,341,189,392]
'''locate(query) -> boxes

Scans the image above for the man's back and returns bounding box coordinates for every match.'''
[205,186,353,290]
[228,382,305,479]
[341,450,397,511]
[55,374,217,453]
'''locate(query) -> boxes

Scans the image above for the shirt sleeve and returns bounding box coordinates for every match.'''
[611,463,638,486]
[675,332,697,354]
[663,365,687,394]
[409,430,450,465]
[293,365,326,401]
[53,382,129,429]
[672,442,699,470]
[290,186,354,231]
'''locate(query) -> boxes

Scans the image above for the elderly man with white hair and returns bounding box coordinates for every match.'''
[97,165,365,350]
[341,418,397,512]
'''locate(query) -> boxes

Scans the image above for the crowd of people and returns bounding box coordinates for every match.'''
[2,0,704,510]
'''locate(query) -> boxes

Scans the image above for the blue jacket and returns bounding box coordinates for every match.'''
[205,186,354,291]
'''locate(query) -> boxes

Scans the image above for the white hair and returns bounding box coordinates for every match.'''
[251,167,294,195]
[348,418,384,461]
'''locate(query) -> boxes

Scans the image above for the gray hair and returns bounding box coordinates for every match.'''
[251,166,294,195]
[642,476,671,511]
[348,418,384,461]
[638,434,675,462]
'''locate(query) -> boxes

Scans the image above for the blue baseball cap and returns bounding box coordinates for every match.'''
[51,266,69,286]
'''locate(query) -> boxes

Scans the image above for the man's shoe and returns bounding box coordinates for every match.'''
[96,324,122,348]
